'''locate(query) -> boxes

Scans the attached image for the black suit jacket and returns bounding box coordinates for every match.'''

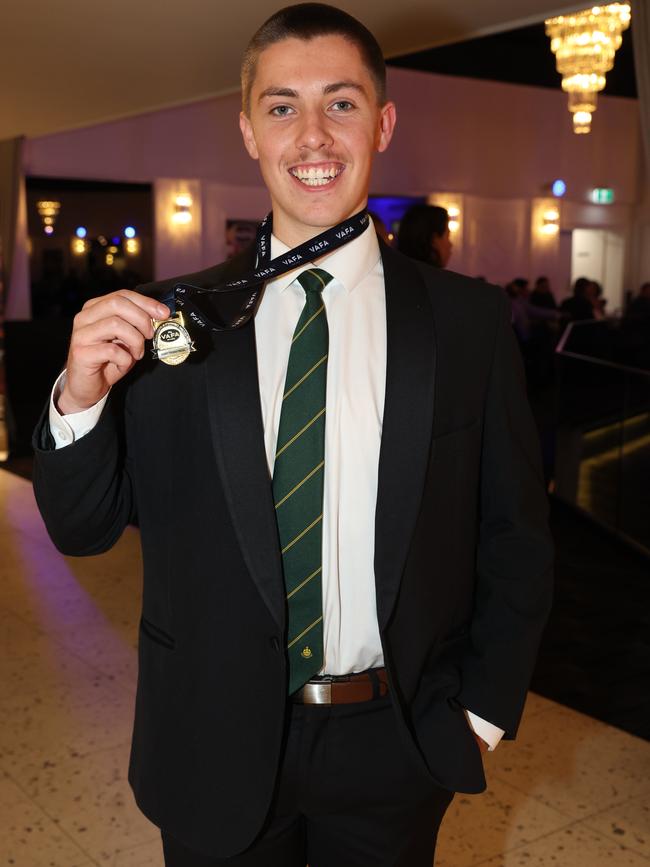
[33,242,553,858]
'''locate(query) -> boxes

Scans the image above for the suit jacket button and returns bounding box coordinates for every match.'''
[270,637,281,652]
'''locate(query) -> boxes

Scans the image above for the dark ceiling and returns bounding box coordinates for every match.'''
[389,20,637,99]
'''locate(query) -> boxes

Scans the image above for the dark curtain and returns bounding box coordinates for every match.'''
[0,137,24,460]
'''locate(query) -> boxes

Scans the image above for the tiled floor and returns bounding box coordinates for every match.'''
[1,468,649,866]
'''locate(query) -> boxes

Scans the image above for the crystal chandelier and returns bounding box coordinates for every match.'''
[545,4,631,135]
[36,200,61,235]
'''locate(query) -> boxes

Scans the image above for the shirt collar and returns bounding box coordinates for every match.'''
[267,221,380,294]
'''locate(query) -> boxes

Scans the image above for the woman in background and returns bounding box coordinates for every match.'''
[397,204,452,268]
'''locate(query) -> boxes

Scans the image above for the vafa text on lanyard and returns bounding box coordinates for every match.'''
[151,209,369,366]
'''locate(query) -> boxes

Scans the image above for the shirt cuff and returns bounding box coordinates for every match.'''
[48,371,109,449]
[464,709,505,752]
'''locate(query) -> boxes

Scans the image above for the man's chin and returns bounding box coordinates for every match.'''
[299,203,365,230]
[272,198,367,245]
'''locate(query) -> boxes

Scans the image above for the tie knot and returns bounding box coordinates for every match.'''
[297,268,332,295]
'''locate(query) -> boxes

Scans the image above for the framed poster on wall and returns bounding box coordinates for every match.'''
[226,219,258,259]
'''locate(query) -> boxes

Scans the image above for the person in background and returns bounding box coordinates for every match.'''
[507,278,562,390]
[397,203,452,268]
[508,277,562,345]
[506,277,528,299]
[560,277,595,322]
[588,280,607,319]
[627,281,650,317]
[530,276,558,310]
[623,281,650,368]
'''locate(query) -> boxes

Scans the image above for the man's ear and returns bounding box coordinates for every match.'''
[376,101,397,154]
[239,112,259,160]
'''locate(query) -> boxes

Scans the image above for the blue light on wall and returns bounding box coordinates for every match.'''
[367,195,427,236]
[75,226,87,239]
[124,226,136,238]
[552,179,567,198]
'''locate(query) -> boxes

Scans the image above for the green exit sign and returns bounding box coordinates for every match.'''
[591,188,615,204]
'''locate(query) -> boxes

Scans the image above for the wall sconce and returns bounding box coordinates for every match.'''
[37,200,61,235]
[172,194,193,224]
[447,204,461,234]
[427,194,463,242]
[540,207,560,236]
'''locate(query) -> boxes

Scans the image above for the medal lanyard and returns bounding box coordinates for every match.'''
[170,209,370,332]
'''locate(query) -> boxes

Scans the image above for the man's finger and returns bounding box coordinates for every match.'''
[73,316,148,360]
[69,340,137,374]
[83,289,169,320]
[76,294,166,340]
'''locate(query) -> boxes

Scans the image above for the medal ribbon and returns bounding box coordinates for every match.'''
[169,209,369,332]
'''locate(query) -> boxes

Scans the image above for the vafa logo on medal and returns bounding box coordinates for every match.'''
[151,312,196,366]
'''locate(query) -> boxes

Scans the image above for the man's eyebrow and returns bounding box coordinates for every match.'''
[258,87,299,101]
[323,80,366,96]
[258,81,366,102]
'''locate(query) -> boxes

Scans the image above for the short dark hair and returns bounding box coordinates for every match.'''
[396,204,449,266]
[573,277,590,297]
[241,3,387,115]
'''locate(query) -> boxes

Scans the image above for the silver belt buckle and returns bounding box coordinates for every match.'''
[301,681,332,704]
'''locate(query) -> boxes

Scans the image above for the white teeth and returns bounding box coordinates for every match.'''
[300,176,329,186]
[291,165,342,186]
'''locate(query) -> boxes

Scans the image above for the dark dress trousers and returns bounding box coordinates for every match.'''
[33,242,554,858]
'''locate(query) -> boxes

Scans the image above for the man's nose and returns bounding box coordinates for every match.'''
[296,109,333,152]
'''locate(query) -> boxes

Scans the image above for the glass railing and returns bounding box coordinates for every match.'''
[554,318,650,554]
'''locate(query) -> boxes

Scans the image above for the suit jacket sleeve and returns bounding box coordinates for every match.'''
[458,290,554,738]
[32,384,135,556]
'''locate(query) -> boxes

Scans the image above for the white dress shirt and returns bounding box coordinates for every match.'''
[49,223,504,750]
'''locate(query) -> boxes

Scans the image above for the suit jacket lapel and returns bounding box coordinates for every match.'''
[205,249,286,631]
[375,245,437,630]
[202,242,437,634]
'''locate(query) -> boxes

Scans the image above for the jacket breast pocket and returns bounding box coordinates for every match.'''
[139,616,176,650]
[431,417,480,444]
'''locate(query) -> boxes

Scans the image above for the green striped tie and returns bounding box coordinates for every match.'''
[272,268,332,695]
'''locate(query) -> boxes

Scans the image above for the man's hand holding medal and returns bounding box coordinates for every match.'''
[56,290,170,415]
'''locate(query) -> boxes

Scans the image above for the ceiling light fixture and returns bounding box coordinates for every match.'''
[36,200,61,234]
[545,4,631,135]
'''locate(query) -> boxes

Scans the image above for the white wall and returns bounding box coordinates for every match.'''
[12,66,644,313]
[23,68,640,203]
[152,180,271,280]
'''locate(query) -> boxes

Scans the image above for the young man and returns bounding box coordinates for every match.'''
[33,4,554,865]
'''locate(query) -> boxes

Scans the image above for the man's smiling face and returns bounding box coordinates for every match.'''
[239,34,396,247]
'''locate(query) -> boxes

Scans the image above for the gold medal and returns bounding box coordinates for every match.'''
[151,311,195,366]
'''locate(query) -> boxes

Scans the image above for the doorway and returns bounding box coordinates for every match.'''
[570,228,626,316]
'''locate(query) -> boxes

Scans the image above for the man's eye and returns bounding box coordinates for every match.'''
[331,100,353,111]
[271,105,294,117]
